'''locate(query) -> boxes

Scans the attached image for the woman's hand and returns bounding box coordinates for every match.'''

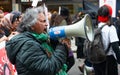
[8,31,20,40]
[60,38,71,49]
[0,35,8,42]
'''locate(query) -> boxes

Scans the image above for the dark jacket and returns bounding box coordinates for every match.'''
[114,20,120,46]
[5,32,68,75]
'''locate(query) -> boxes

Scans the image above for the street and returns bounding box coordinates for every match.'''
[67,37,84,75]
[67,57,85,75]
[68,37,120,75]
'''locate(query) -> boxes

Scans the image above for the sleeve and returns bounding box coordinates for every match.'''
[111,42,120,64]
[110,26,119,43]
[18,41,68,75]
[59,20,67,25]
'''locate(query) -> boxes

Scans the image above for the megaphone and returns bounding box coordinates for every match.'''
[49,14,94,42]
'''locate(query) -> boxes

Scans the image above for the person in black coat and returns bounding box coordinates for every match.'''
[114,12,120,46]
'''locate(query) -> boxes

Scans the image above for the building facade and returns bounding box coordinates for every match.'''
[0,0,12,12]
[0,0,98,14]
[16,0,98,14]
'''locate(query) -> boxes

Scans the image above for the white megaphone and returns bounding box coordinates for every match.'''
[48,14,94,42]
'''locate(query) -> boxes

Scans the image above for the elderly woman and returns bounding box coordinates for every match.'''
[5,6,68,75]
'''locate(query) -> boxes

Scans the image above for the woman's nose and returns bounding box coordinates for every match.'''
[45,22,48,26]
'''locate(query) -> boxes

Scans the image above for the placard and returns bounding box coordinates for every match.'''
[99,0,116,17]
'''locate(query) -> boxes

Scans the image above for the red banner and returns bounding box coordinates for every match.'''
[0,41,17,75]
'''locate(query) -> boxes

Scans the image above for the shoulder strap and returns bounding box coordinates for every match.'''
[99,25,106,30]
[98,23,107,30]
[105,26,111,54]
[95,24,106,33]
[105,43,111,54]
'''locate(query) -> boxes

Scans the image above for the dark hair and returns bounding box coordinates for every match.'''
[50,13,58,27]
[11,11,21,24]
[98,5,110,17]
[97,5,113,25]
[60,7,69,16]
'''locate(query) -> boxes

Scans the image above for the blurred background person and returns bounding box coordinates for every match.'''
[114,10,120,46]
[74,11,85,60]
[0,10,4,18]
[73,11,94,74]
[50,6,75,72]
[8,11,22,39]
[1,11,22,40]
[0,9,8,42]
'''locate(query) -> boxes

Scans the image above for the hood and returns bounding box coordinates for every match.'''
[5,32,33,64]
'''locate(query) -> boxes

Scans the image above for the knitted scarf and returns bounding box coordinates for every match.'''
[31,33,67,75]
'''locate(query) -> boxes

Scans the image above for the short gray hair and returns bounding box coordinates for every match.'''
[17,6,44,32]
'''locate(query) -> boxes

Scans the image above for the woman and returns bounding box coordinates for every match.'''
[0,10,8,42]
[5,6,68,75]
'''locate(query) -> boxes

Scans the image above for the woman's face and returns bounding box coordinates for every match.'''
[12,18,20,31]
[0,18,3,28]
[0,13,4,28]
[31,13,48,34]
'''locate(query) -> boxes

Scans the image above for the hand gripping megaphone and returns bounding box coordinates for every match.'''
[48,14,94,42]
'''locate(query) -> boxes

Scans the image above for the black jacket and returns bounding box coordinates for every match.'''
[5,32,68,75]
[114,20,120,46]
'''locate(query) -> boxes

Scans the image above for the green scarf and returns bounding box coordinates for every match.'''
[31,33,68,75]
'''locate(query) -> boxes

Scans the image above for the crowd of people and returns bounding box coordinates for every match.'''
[0,3,120,75]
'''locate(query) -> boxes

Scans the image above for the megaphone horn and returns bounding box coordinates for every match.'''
[49,14,94,42]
